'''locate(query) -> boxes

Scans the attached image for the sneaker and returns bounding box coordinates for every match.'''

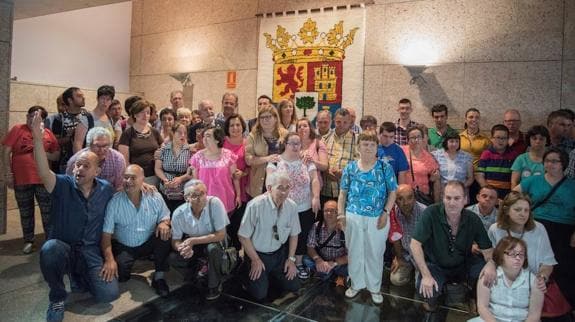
[22,242,33,254]
[151,278,170,298]
[46,301,65,322]
[371,292,383,304]
[345,287,360,298]
[296,264,309,280]
[206,284,222,300]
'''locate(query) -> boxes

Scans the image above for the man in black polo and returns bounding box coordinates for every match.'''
[410,181,493,311]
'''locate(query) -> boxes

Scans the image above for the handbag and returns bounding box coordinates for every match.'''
[207,197,239,275]
[408,150,434,206]
[541,278,572,318]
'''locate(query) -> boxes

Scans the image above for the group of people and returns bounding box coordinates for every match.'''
[3,85,575,321]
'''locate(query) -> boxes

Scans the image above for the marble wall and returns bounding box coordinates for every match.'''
[0,0,13,233]
[130,0,574,128]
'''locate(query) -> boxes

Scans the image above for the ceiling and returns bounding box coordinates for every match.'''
[13,0,129,20]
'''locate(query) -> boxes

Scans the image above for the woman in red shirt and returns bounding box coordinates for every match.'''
[2,106,60,254]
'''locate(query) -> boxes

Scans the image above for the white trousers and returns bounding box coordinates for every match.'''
[345,212,390,293]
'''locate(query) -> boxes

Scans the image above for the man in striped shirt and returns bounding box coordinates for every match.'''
[101,165,172,297]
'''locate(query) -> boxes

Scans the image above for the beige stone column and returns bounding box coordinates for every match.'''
[0,0,13,234]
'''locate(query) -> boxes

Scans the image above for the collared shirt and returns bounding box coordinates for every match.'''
[307,222,347,261]
[394,119,418,146]
[466,203,497,233]
[377,143,409,179]
[488,268,534,322]
[321,130,359,197]
[428,125,459,149]
[389,202,427,263]
[158,142,192,200]
[488,221,557,274]
[238,193,301,253]
[459,130,491,169]
[412,203,492,269]
[350,123,362,135]
[171,196,230,240]
[508,132,528,155]
[431,149,473,186]
[553,137,575,155]
[477,146,520,199]
[103,191,170,247]
[50,175,115,269]
[66,147,126,190]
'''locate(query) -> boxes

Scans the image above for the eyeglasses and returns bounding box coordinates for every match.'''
[504,119,520,123]
[409,135,422,141]
[272,225,279,240]
[186,191,206,200]
[286,141,301,147]
[504,251,525,259]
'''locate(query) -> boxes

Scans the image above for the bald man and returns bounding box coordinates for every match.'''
[503,109,527,154]
[389,184,427,287]
[101,165,172,297]
[31,111,119,322]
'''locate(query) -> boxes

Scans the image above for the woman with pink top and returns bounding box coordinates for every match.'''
[223,114,249,249]
[189,126,241,215]
[297,117,328,189]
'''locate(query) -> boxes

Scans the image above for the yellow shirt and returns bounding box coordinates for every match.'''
[321,130,359,197]
[459,130,491,169]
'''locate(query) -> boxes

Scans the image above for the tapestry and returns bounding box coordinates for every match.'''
[256,6,366,120]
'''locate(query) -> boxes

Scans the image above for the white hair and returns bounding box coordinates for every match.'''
[183,179,206,195]
[266,171,290,188]
[86,127,112,147]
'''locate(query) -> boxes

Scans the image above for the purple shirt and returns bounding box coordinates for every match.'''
[66,147,126,190]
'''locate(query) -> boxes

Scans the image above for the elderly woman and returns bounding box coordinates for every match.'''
[171,180,230,300]
[297,117,328,188]
[514,148,575,307]
[155,122,192,213]
[267,132,320,279]
[402,126,440,204]
[337,130,397,304]
[245,105,288,198]
[189,126,241,215]
[3,106,59,254]
[510,125,549,188]
[431,132,474,197]
[278,98,298,132]
[473,236,544,322]
[176,107,192,127]
[118,99,163,185]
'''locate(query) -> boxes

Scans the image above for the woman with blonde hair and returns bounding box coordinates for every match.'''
[245,105,288,198]
[277,99,298,132]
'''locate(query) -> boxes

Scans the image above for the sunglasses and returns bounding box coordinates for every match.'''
[272,225,279,241]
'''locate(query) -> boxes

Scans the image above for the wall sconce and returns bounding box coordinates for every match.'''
[405,65,428,85]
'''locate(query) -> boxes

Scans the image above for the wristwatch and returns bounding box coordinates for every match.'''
[288,256,296,262]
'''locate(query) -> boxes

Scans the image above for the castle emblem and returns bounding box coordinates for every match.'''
[264,18,359,113]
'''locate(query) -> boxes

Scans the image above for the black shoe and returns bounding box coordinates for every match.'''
[152,278,170,298]
[206,284,222,300]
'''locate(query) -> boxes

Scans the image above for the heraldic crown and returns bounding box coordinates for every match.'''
[264,18,359,64]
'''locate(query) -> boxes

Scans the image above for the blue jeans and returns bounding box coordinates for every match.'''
[416,256,485,304]
[302,255,348,281]
[40,239,119,303]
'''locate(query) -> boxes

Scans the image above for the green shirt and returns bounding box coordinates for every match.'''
[412,203,492,269]
[428,125,459,149]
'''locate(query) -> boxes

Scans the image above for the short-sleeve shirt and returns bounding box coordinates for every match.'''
[103,191,170,247]
[66,147,126,190]
[389,202,427,263]
[411,204,492,268]
[377,143,409,179]
[306,223,347,261]
[171,197,230,240]
[238,193,301,253]
[321,130,359,197]
[520,175,575,225]
[119,126,163,177]
[459,130,491,169]
[50,175,115,269]
[158,143,192,200]
[189,148,238,213]
[2,124,59,185]
[432,149,473,186]
[401,146,439,195]
[511,153,544,182]
[340,160,398,217]
[55,110,93,173]
[488,222,557,274]
[267,157,316,212]
[477,146,520,199]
